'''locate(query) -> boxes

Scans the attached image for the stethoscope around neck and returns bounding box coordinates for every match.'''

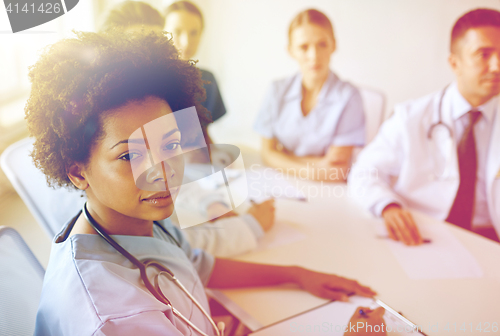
[426,84,456,181]
[427,84,453,140]
[82,203,223,336]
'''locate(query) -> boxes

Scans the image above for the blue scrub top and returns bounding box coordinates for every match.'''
[201,69,226,123]
[254,71,365,156]
[34,213,215,336]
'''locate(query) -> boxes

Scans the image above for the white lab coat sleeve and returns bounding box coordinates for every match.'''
[348,108,408,217]
[176,177,229,217]
[94,311,184,336]
[181,214,263,258]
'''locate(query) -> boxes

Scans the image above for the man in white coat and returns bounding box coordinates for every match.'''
[349,8,500,245]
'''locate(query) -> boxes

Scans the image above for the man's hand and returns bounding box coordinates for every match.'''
[294,268,376,301]
[344,306,387,336]
[247,199,275,232]
[381,204,423,245]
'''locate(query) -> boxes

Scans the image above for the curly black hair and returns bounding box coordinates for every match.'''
[25,29,210,189]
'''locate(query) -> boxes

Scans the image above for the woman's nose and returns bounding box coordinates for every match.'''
[145,160,175,188]
[178,33,190,51]
[307,46,318,62]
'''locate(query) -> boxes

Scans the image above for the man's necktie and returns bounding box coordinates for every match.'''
[445,110,481,230]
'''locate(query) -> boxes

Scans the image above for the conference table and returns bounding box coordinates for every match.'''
[208,148,500,336]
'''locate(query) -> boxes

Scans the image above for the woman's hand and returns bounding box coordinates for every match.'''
[247,199,275,232]
[310,156,339,181]
[294,268,376,301]
[344,307,387,336]
[306,146,353,182]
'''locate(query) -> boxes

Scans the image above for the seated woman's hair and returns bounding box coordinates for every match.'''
[288,9,335,43]
[164,1,204,29]
[26,30,210,189]
[100,1,165,31]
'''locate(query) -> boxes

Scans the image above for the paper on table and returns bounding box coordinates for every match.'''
[249,296,422,335]
[381,212,483,279]
[254,220,306,253]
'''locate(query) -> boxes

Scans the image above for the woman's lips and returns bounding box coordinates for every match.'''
[143,194,172,205]
[309,64,323,71]
[142,189,178,206]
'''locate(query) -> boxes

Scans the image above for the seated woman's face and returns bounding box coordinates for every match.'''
[78,96,184,221]
[164,10,203,60]
[288,23,335,79]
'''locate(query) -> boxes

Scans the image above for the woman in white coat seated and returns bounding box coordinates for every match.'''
[348,8,500,244]
[254,9,365,182]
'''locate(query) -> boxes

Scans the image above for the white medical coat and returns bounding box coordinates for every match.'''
[349,84,500,235]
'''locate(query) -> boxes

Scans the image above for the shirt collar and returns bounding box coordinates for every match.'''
[449,81,498,122]
[318,71,338,104]
[283,74,302,101]
[283,70,337,103]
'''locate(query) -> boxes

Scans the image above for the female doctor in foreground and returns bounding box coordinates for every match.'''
[254,9,365,182]
[29,30,383,335]
[100,0,277,259]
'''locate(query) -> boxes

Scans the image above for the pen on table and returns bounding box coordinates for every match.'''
[358,308,372,317]
[375,299,429,336]
[376,235,432,244]
[249,196,308,204]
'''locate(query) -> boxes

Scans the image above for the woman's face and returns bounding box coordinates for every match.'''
[164,10,203,60]
[288,23,335,80]
[75,96,184,224]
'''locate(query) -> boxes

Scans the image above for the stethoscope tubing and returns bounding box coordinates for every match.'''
[427,84,453,140]
[82,203,221,336]
[426,84,458,181]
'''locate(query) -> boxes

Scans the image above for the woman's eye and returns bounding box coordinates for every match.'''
[119,152,141,161]
[164,142,181,151]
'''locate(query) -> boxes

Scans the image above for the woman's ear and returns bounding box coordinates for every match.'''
[67,163,89,190]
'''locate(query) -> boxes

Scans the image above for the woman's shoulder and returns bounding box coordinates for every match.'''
[327,72,360,98]
[37,234,168,335]
[271,73,300,88]
[325,72,361,101]
[36,227,103,335]
[266,73,302,99]
[199,68,216,82]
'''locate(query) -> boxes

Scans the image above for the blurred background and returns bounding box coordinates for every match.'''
[1,0,500,263]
